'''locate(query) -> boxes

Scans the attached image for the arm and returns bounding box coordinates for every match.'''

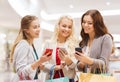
[39,40,55,72]
[14,41,36,79]
[59,49,77,69]
[90,34,112,69]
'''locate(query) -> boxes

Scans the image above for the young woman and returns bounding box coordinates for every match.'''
[75,9,113,74]
[39,15,79,82]
[10,15,51,80]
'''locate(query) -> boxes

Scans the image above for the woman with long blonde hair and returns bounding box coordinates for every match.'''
[39,15,79,82]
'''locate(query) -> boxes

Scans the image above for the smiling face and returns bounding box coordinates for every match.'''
[26,19,40,39]
[82,15,95,35]
[58,18,73,39]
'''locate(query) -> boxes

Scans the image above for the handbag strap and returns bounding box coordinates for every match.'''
[50,65,55,79]
[32,44,40,79]
[32,44,39,60]
[50,65,62,79]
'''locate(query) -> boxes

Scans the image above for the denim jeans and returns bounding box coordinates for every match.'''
[69,79,74,82]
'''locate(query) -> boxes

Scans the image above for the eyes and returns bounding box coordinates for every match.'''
[33,24,40,29]
[82,21,93,26]
[62,24,72,29]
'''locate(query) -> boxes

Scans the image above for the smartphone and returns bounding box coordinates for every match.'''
[75,47,82,55]
[44,48,53,56]
[59,48,67,54]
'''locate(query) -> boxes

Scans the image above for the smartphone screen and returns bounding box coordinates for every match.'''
[75,47,82,55]
[45,48,53,56]
[59,48,67,54]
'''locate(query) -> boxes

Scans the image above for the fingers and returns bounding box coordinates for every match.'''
[75,51,82,56]
[59,49,64,56]
[61,48,68,54]
[39,64,44,70]
[43,50,52,57]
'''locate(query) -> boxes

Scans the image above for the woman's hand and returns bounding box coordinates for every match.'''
[74,51,93,65]
[54,65,62,71]
[58,49,73,66]
[39,51,52,63]
[39,64,44,70]
[58,48,67,61]
[31,51,52,70]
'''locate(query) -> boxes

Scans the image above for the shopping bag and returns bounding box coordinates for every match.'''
[45,65,69,82]
[79,72,116,82]
[45,77,69,82]
[18,72,41,82]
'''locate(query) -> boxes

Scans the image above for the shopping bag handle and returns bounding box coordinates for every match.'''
[50,65,61,79]
[50,65,55,79]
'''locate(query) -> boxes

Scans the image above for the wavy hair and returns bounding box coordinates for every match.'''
[51,15,79,55]
[80,9,113,48]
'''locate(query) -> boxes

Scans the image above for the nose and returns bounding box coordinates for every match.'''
[65,27,69,31]
[37,27,40,33]
[84,23,88,26]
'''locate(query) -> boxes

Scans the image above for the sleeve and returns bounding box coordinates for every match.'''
[14,41,36,79]
[90,34,113,71]
[67,57,77,69]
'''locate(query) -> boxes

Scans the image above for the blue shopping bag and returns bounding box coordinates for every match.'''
[45,65,69,82]
[45,77,69,82]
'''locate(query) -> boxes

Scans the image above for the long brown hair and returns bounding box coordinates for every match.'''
[10,15,38,63]
[79,9,113,48]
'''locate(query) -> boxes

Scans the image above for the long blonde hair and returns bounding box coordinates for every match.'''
[52,15,79,55]
[10,15,38,63]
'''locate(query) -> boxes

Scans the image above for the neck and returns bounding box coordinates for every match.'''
[27,38,34,45]
[57,36,66,43]
[88,33,95,47]
[89,32,95,41]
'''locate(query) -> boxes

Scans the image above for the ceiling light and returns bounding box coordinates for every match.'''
[40,9,120,20]
[40,10,83,20]
[69,4,74,8]
[106,2,110,6]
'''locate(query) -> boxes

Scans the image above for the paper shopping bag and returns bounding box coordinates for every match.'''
[79,73,116,82]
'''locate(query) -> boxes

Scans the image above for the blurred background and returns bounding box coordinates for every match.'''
[0,0,120,82]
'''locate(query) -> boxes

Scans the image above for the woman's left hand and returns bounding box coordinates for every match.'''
[39,64,44,70]
[58,48,68,61]
[74,51,93,65]
[58,49,73,66]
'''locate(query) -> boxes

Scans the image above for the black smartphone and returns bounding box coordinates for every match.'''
[75,47,82,55]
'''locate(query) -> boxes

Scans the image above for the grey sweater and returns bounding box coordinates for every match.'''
[78,34,113,73]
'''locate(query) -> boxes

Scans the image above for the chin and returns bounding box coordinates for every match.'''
[84,31,89,34]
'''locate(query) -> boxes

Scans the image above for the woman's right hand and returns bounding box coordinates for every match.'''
[39,51,52,63]
[31,51,52,70]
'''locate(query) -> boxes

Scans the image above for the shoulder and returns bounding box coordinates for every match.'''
[16,40,30,48]
[95,34,112,40]
[103,34,111,38]
[101,34,112,41]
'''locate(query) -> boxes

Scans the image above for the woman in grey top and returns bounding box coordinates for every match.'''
[75,9,114,74]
